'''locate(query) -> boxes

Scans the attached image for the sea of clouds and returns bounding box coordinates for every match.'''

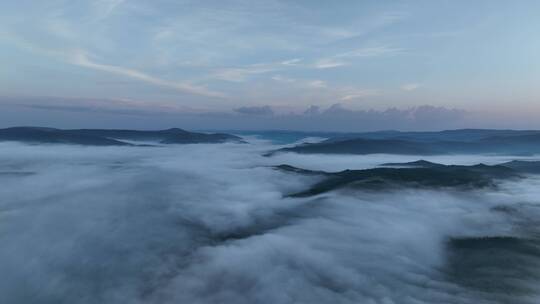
[1,138,539,304]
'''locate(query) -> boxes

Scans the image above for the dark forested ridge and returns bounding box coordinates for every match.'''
[275,160,539,197]
[0,127,244,145]
[269,129,540,156]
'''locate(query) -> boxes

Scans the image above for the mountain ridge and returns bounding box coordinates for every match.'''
[274,160,528,197]
[268,129,540,156]
[0,127,244,146]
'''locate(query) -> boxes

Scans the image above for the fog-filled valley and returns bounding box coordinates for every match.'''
[4,0,540,302]
[2,134,540,304]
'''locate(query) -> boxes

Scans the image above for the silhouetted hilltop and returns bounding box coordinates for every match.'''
[71,128,244,144]
[274,138,436,155]
[269,129,540,156]
[0,127,244,145]
[327,129,540,142]
[379,160,444,168]
[499,160,540,173]
[275,161,522,197]
[0,127,132,146]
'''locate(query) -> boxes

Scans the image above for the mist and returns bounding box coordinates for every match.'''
[1,139,540,304]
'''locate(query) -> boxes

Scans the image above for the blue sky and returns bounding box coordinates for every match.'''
[1,0,539,130]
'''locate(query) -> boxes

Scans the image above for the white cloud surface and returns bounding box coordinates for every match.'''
[1,139,540,303]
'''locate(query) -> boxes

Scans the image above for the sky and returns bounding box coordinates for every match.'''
[1,0,539,130]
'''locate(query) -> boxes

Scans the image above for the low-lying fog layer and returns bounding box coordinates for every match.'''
[1,139,539,304]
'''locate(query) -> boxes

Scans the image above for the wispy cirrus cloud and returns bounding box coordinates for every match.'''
[271,75,328,89]
[211,64,277,82]
[400,83,422,91]
[271,75,296,83]
[205,44,404,81]
[271,73,378,103]
[280,58,303,66]
[307,80,327,88]
[92,0,126,20]
[340,88,380,101]
[1,25,225,98]
[336,46,404,58]
[210,56,339,82]
[313,58,347,69]
[67,50,227,98]
[313,45,405,69]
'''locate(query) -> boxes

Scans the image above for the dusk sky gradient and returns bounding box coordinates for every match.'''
[1,0,539,130]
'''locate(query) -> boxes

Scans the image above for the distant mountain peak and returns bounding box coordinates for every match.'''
[380,160,443,168]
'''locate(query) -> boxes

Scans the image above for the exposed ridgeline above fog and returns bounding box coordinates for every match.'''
[270,129,540,156]
[0,127,244,145]
[275,160,540,197]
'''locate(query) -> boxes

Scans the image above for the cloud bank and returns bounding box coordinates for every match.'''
[234,105,275,116]
[1,139,540,303]
[0,97,470,131]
